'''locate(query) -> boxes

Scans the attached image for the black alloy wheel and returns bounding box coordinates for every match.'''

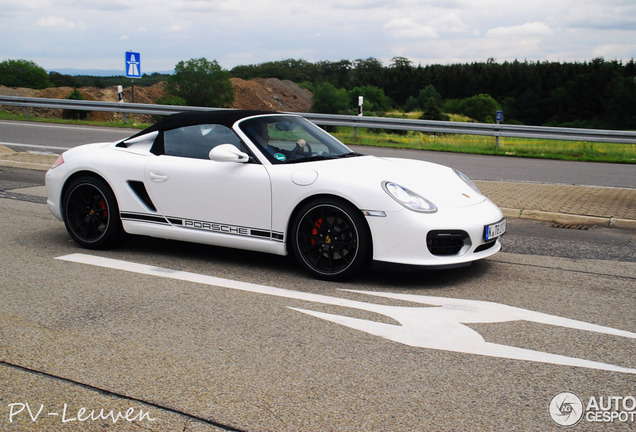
[62,176,122,249]
[291,198,370,280]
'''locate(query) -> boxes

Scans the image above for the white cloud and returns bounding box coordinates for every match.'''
[37,16,77,30]
[486,22,554,38]
[592,42,636,59]
[384,18,438,39]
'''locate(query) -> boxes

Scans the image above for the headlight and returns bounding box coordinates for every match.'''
[382,181,437,213]
[454,169,481,194]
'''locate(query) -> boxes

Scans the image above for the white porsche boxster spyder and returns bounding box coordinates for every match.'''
[46,110,506,280]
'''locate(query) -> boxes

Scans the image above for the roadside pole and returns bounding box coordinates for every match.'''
[354,96,363,138]
[495,110,503,150]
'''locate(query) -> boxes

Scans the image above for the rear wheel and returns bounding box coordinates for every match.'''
[62,176,122,249]
[291,198,370,280]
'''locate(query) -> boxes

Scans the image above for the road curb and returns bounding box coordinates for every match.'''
[0,145,57,171]
[501,208,636,230]
[0,159,55,171]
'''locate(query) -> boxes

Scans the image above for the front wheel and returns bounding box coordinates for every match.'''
[290,198,370,280]
[62,176,122,249]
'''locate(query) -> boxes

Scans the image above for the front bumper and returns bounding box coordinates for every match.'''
[366,198,504,267]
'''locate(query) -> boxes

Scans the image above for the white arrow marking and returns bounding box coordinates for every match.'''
[56,253,636,374]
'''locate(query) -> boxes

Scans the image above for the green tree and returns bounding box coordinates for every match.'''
[384,57,416,106]
[445,94,501,123]
[417,84,443,109]
[349,58,384,88]
[0,59,50,89]
[167,58,234,107]
[311,82,349,114]
[317,59,353,89]
[403,96,420,112]
[225,56,636,129]
[349,85,391,114]
[420,99,449,121]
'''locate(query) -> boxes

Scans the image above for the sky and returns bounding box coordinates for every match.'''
[1,0,635,74]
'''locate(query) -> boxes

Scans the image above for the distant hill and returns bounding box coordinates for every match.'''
[48,68,173,77]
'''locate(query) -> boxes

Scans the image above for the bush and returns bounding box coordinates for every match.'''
[349,85,391,115]
[0,59,50,89]
[443,94,500,123]
[166,58,234,107]
[63,89,88,120]
[311,82,350,114]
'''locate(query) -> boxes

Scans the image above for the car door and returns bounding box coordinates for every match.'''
[143,124,272,241]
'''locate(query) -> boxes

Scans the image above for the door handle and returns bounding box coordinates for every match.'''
[149,171,169,183]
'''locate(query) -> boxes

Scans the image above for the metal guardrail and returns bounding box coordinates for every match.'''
[2,95,636,144]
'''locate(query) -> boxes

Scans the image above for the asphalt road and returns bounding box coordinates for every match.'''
[0,166,635,431]
[1,119,635,188]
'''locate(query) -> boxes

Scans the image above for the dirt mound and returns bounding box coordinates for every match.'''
[0,83,169,122]
[231,78,312,112]
[0,78,312,122]
[0,86,38,97]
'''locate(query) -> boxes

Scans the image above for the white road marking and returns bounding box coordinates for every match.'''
[0,142,68,152]
[57,253,636,374]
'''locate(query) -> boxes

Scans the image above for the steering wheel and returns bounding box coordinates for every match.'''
[291,139,312,157]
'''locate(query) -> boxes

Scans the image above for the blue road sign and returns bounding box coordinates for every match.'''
[496,110,503,123]
[125,51,141,78]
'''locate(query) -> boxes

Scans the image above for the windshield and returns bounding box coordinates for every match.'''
[239,115,359,164]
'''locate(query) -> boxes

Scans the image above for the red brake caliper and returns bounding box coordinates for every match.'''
[98,199,108,219]
[310,217,323,246]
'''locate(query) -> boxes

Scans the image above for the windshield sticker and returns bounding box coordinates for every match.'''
[274,153,286,161]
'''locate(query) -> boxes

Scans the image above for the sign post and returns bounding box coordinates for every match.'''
[124,51,141,123]
[495,110,503,150]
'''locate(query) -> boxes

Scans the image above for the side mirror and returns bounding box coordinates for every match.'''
[209,144,249,163]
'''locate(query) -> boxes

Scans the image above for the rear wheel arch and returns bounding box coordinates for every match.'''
[61,172,122,249]
[60,171,114,218]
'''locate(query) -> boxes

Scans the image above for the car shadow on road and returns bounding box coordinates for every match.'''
[113,234,490,291]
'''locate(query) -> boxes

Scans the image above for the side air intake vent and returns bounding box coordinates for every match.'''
[127,181,157,212]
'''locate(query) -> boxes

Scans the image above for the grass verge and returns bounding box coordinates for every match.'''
[0,110,151,129]
[333,128,636,163]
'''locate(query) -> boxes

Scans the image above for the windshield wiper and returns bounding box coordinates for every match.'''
[291,152,364,163]
[293,155,335,163]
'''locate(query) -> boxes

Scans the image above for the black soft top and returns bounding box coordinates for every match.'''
[126,109,280,140]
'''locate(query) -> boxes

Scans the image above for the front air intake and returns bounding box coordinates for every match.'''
[426,230,469,256]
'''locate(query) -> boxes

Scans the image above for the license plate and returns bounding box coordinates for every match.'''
[484,218,506,241]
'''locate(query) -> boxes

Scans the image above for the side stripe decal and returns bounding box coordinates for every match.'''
[120,212,284,242]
